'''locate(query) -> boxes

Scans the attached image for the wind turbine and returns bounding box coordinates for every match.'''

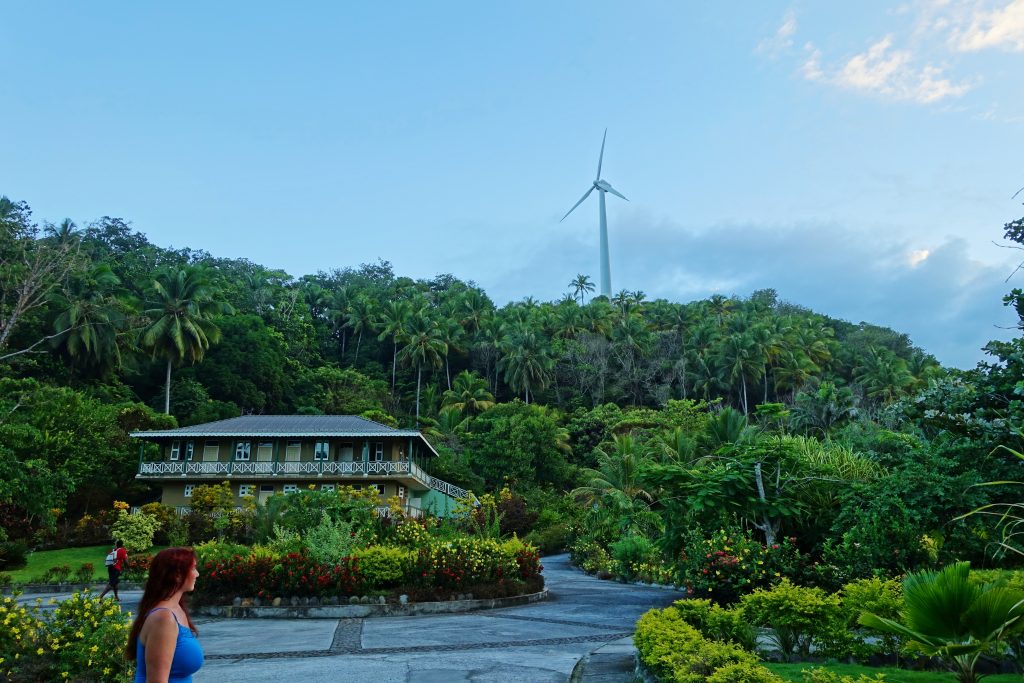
[560,129,628,299]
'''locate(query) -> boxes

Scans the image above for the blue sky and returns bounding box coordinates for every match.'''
[2,2,1023,368]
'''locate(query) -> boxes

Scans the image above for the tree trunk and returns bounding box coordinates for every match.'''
[391,342,397,391]
[415,367,422,422]
[446,356,451,390]
[741,374,749,415]
[164,358,173,414]
[354,331,362,362]
[752,461,778,546]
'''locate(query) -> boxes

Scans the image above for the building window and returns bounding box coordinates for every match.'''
[259,484,275,496]
[283,484,298,495]
[170,441,181,461]
[285,441,301,462]
[184,442,194,461]
[314,441,330,461]
[321,483,335,492]
[369,442,384,462]
[234,442,252,461]
[239,484,254,497]
[397,485,406,499]
[184,484,195,498]
[369,484,384,496]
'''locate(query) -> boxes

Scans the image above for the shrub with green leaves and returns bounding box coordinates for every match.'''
[800,669,886,683]
[353,545,414,589]
[302,511,365,564]
[635,605,780,683]
[837,577,904,661]
[673,598,758,652]
[740,579,843,662]
[609,534,657,580]
[110,509,161,552]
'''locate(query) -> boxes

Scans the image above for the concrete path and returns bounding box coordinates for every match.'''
[18,554,681,682]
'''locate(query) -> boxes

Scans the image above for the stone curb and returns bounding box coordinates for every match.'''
[1,582,144,595]
[193,588,548,619]
[568,635,646,683]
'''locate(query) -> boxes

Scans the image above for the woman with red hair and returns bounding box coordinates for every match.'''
[126,548,204,683]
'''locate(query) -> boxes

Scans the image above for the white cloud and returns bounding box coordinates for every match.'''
[756,10,798,58]
[950,0,1024,51]
[801,36,972,103]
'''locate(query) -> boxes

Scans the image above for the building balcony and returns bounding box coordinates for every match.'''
[137,459,470,500]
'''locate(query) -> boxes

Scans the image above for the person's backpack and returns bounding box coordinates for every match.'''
[104,549,116,567]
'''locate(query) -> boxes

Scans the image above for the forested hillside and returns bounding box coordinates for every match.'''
[2,193,1023,574]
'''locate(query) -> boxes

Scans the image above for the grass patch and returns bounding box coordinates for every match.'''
[5,545,163,584]
[765,663,1021,682]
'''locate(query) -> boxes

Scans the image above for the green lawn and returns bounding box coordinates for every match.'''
[5,545,163,584]
[765,663,1021,682]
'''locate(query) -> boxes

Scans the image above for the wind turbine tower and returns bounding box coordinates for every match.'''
[561,129,628,299]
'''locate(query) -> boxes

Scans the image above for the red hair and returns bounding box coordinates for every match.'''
[125,547,198,660]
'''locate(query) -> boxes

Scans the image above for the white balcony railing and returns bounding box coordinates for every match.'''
[137,459,468,501]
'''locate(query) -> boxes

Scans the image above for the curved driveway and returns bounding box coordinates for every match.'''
[189,553,683,682]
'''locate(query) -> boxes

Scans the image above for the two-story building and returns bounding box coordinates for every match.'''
[131,414,467,517]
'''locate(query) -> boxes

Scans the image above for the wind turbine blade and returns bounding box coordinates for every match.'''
[561,186,595,221]
[604,184,628,201]
[596,128,607,180]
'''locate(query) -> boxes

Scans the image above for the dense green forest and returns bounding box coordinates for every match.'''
[2,193,1024,579]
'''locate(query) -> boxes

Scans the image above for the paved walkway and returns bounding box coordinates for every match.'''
[18,554,680,682]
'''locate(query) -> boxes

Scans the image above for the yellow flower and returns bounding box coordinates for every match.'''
[36,648,44,656]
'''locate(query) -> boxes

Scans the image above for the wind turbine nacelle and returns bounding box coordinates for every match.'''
[594,180,612,191]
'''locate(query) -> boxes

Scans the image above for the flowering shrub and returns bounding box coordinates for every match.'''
[412,537,542,596]
[0,592,134,682]
[70,508,118,546]
[352,546,414,588]
[38,564,73,584]
[680,529,803,604]
[194,551,363,603]
[394,520,430,549]
[120,554,153,583]
[569,539,614,576]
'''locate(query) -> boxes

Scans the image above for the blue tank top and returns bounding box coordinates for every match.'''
[134,608,204,683]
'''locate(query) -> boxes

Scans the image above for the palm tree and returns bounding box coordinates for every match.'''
[860,563,1024,683]
[442,370,495,416]
[498,326,554,404]
[46,218,79,245]
[569,274,595,304]
[51,263,131,373]
[345,296,375,363]
[376,299,412,391]
[791,381,858,437]
[140,265,231,413]
[715,332,763,414]
[398,314,447,422]
[437,316,464,389]
[571,434,659,535]
[854,347,915,404]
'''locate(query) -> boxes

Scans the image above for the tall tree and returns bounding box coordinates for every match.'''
[569,274,595,304]
[140,265,231,413]
[376,299,412,391]
[398,313,447,421]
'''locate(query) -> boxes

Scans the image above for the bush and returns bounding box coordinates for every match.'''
[0,592,134,682]
[110,509,161,552]
[0,573,11,587]
[39,564,73,584]
[121,554,152,582]
[837,577,903,661]
[680,528,780,604]
[569,539,613,576]
[634,606,776,682]
[75,563,95,584]
[708,661,786,683]
[523,523,569,555]
[740,579,843,662]
[303,512,367,564]
[609,535,657,580]
[393,519,431,549]
[673,598,758,652]
[353,546,414,590]
[800,669,886,683]
[0,539,28,570]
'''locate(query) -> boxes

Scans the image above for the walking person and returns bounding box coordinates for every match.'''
[126,548,204,683]
[99,539,128,601]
